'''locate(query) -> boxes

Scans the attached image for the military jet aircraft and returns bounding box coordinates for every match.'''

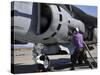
[11,2,97,44]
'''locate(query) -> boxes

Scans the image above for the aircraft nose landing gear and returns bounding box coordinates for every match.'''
[36,54,50,72]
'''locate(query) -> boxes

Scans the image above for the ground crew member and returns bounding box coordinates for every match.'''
[70,28,93,70]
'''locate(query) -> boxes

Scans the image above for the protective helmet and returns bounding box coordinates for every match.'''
[75,28,79,32]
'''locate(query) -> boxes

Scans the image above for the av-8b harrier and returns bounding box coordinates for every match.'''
[11,2,97,44]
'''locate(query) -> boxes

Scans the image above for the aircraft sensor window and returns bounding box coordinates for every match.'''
[57,24,61,30]
[51,32,57,37]
[68,20,70,23]
[57,6,61,12]
[59,14,62,21]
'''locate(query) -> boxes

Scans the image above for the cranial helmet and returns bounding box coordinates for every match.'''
[75,28,79,32]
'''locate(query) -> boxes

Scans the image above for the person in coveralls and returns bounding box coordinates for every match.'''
[70,28,93,70]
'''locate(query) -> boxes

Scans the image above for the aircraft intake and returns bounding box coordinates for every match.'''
[39,4,52,34]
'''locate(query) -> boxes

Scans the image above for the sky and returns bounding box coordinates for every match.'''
[76,5,97,17]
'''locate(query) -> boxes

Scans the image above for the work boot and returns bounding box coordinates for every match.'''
[88,62,93,69]
[89,64,93,69]
[78,60,83,65]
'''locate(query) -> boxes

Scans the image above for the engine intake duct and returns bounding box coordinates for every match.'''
[40,3,52,34]
[32,3,52,35]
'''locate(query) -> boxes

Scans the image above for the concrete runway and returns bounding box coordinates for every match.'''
[12,45,97,74]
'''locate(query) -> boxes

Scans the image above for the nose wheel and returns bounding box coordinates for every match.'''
[36,54,50,72]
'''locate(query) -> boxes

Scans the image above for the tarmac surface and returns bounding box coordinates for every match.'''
[12,45,97,74]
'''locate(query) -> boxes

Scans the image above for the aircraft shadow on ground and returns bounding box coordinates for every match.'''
[50,58,71,70]
[12,58,97,74]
